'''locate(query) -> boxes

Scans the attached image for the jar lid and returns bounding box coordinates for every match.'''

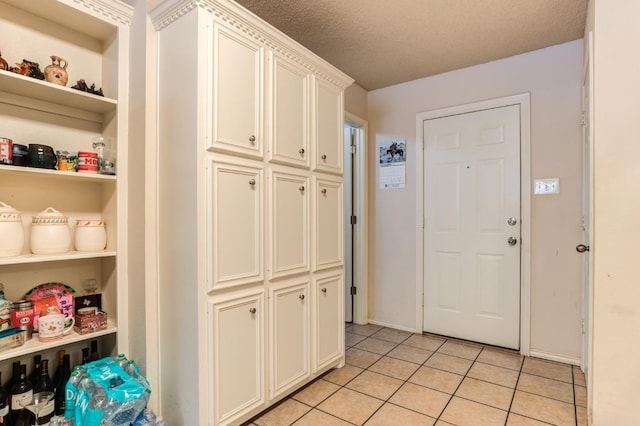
[0,201,20,214]
[12,299,33,309]
[32,207,68,224]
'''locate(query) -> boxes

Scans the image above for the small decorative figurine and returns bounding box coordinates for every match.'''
[0,51,8,71]
[44,55,69,86]
[70,79,104,97]
[10,59,45,80]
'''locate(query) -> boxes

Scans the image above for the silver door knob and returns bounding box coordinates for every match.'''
[507,237,518,246]
[299,148,305,155]
[576,244,590,253]
[321,288,327,293]
[507,217,518,226]
[321,154,327,160]
[249,307,256,314]
[249,135,256,143]
[299,294,305,300]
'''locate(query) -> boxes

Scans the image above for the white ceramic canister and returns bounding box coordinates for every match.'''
[0,201,24,257]
[30,207,71,255]
[74,218,107,252]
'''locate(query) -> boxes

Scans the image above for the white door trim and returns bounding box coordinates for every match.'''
[415,94,531,355]
[345,112,369,325]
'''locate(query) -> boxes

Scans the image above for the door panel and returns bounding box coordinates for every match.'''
[424,105,520,349]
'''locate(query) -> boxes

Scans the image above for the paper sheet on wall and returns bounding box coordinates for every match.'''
[379,140,406,189]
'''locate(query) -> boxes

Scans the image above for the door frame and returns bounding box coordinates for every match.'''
[415,93,531,354]
[345,112,369,325]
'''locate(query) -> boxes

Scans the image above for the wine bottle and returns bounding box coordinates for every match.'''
[52,350,65,387]
[54,354,71,416]
[0,372,10,424]
[28,354,41,385]
[89,340,99,361]
[5,361,20,397]
[81,347,89,365]
[33,359,54,425]
[10,364,33,418]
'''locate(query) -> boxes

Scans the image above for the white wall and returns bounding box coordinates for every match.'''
[345,83,368,119]
[590,0,640,424]
[367,40,584,359]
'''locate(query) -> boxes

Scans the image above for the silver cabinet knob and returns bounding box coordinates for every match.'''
[507,237,518,246]
[321,154,327,160]
[321,288,327,293]
[299,148,305,155]
[249,307,256,314]
[507,217,518,226]
[249,135,256,143]
[576,244,590,253]
[321,188,327,194]
[249,179,256,186]
[299,186,305,192]
[299,294,305,300]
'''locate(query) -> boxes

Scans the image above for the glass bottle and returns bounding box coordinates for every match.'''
[33,359,54,424]
[89,340,99,361]
[10,364,33,421]
[81,348,89,365]
[54,354,71,416]
[52,350,65,388]
[0,371,10,424]
[6,361,21,396]
[28,354,41,385]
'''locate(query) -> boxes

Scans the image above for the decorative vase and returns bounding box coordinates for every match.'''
[44,55,68,86]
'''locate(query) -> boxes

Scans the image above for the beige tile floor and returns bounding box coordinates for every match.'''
[247,324,587,426]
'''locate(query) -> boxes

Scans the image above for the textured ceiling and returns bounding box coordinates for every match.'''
[235,0,588,90]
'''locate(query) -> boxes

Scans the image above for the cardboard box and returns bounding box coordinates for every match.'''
[75,311,107,335]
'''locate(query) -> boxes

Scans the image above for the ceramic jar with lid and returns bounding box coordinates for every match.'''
[30,207,71,255]
[0,201,24,257]
[74,219,107,252]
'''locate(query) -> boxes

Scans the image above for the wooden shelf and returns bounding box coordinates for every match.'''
[0,319,117,362]
[0,251,116,266]
[0,164,116,183]
[0,71,117,113]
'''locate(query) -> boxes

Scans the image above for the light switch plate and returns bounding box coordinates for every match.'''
[534,178,560,195]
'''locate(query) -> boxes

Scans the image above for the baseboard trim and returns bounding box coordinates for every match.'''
[367,319,418,333]
[529,350,581,366]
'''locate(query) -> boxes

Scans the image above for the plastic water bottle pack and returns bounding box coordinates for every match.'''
[65,355,151,426]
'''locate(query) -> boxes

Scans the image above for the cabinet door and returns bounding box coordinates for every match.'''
[269,279,310,399]
[269,169,309,279]
[209,159,263,291]
[210,290,265,425]
[269,53,309,168]
[314,272,344,371]
[313,77,344,174]
[314,177,344,271]
[210,22,264,158]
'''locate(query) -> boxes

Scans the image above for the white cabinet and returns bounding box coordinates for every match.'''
[314,272,344,371]
[210,22,264,159]
[151,1,352,424]
[314,176,344,271]
[208,159,264,290]
[210,289,265,425]
[0,0,131,365]
[268,169,309,279]
[268,53,309,168]
[269,279,310,400]
[313,77,344,174]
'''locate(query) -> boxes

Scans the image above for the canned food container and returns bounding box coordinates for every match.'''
[30,207,71,255]
[74,218,107,252]
[0,137,12,165]
[0,328,26,351]
[12,143,28,166]
[0,201,24,257]
[77,150,98,173]
[11,299,34,339]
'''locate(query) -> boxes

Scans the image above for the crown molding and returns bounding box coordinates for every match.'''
[150,0,354,89]
[69,0,134,25]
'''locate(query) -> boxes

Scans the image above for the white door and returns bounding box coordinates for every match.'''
[423,105,521,349]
